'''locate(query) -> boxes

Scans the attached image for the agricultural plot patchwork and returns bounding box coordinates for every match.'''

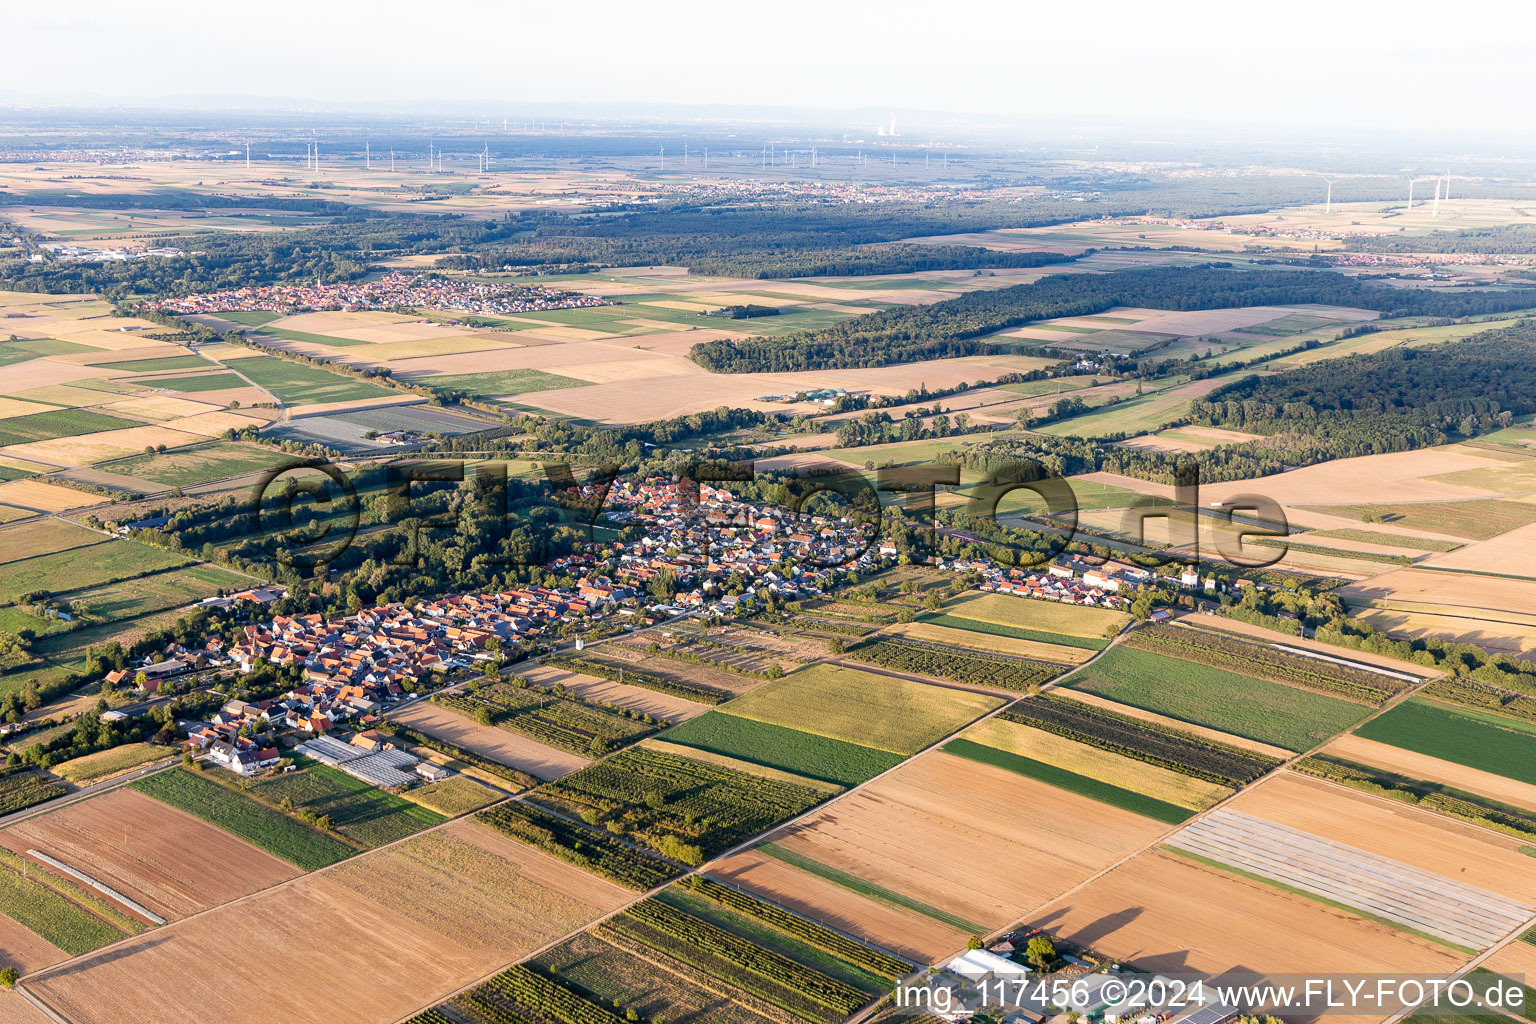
[1355,698,1536,787]
[844,635,1064,691]
[240,760,445,848]
[215,353,395,405]
[662,712,902,788]
[433,679,661,756]
[389,698,591,780]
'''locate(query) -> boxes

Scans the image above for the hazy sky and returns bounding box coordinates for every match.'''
[7,0,1535,136]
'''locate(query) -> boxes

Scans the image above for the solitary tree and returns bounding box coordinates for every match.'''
[1025,935,1057,972]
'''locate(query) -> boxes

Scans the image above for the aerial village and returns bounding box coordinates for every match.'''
[104,477,1208,802]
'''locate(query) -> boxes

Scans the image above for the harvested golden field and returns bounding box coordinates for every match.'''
[0,788,299,922]
[22,818,628,1024]
[708,848,969,962]
[772,750,1171,933]
[1054,690,1295,759]
[0,480,97,512]
[7,426,204,467]
[1323,733,1536,815]
[1482,937,1536,984]
[1226,771,1536,900]
[518,663,711,723]
[0,398,60,420]
[1201,447,1501,508]
[1022,848,1465,1011]
[965,716,1232,810]
[99,395,218,422]
[1421,521,1536,577]
[886,620,1094,664]
[0,360,110,396]
[389,698,590,780]
[1340,569,1536,629]
[1356,608,1536,657]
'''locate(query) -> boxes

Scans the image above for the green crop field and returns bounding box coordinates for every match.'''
[1037,386,1205,438]
[215,310,285,327]
[941,738,1193,824]
[221,355,395,406]
[405,776,500,816]
[718,663,1002,755]
[1066,645,1369,750]
[0,541,192,603]
[944,591,1131,637]
[255,327,373,347]
[1302,528,1462,553]
[132,767,354,869]
[0,408,141,446]
[662,712,901,787]
[1355,698,1536,786]
[0,518,106,564]
[88,355,213,374]
[0,338,96,368]
[145,372,249,393]
[416,368,590,399]
[998,377,1099,397]
[98,440,297,486]
[245,762,444,847]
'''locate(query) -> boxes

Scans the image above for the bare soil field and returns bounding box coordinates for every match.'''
[0,788,299,922]
[0,914,66,978]
[518,663,711,723]
[707,848,969,962]
[1022,848,1466,1010]
[1053,690,1295,760]
[1323,733,1536,815]
[1223,772,1536,901]
[772,750,1171,933]
[22,817,629,1024]
[389,699,590,780]
[1201,447,1504,507]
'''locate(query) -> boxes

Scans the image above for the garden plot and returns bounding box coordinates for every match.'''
[1166,808,1530,949]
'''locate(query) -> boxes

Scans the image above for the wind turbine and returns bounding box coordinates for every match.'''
[1443,169,1452,202]
[1407,178,1414,211]
[245,141,250,171]
[1321,176,1337,216]
[483,143,490,172]
[659,146,664,171]
[428,143,433,170]
[390,149,395,172]
[365,142,370,170]
[1432,176,1443,218]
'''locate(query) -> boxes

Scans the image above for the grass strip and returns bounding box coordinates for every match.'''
[942,738,1192,824]
[757,842,985,934]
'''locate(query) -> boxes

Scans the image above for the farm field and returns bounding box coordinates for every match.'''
[1165,806,1528,951]
[22,817,630,1024]
[844,634,1063,692]
[1354,698,1536,786]
[131,767,355,870]
[0,848,129,956]
[1065,644,1371,750]
[1019,847,1467,990]
[532,745,827,862]
[0,539,191,604]
[0,912,66,977]
[708,847,969,962]
[95,440,296,488]
[390,697,591,780]
[886,620,1096,664]
[517,663,714,722]
[402,776,500,817]
[942,738,1192,823]
[1321,732,1536,814]
[0,518,105,565]
[761,749,1173,940]
[214,353,396,405]
[0,787,300,922]
[963,715,1234,809]
[242,761,445,848]
[1298,500,1536,541]
[661,711,902,787]
[1225,772,1536,907]
[531,930,776,1024]
[942,590,1130,638]
[712,664,1002,754]
[50,741,171,783]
